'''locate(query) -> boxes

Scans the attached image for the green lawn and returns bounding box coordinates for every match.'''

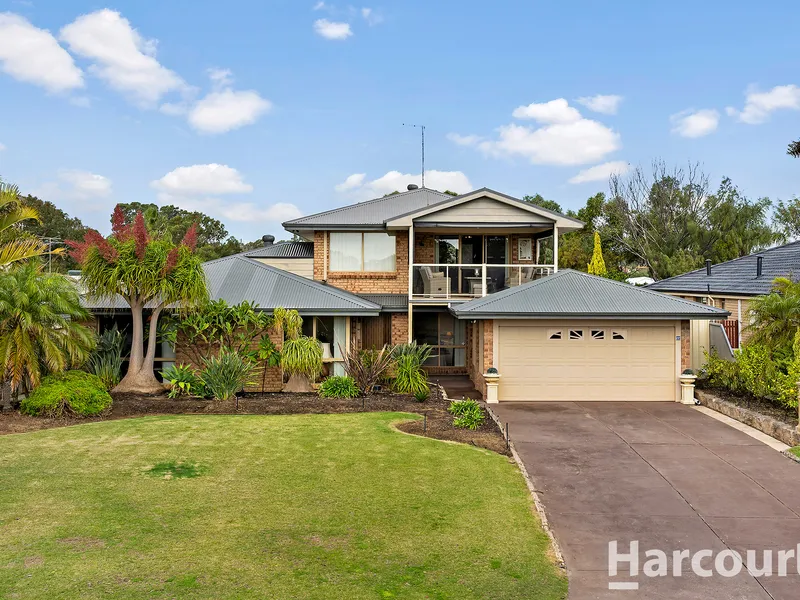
[789,446,800,459]
[0,413,566,599]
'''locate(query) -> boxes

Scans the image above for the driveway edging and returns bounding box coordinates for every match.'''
[484,404,566,570]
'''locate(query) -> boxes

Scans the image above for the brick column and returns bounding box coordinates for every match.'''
[482,320,494,371]
[391,313,409,345]
[681,320,691,371]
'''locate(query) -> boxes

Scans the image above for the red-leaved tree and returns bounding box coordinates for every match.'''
[68,206,208,394]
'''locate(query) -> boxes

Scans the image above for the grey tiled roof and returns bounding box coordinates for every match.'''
[451,269,728,320]
[242,241,314,259]
[82,255,380,316]
[357,294,409,312]
[646,241,800,296]
[283,187,451,228]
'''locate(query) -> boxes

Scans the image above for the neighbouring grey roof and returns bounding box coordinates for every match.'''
[242,241,314,259]
[647,241,800,297]
[82,255,380,316]
[357,294,409,312]
[284,187,452,229]
[451,269,729,320]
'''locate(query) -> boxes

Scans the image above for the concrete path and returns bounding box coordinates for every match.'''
[492,402,800,599]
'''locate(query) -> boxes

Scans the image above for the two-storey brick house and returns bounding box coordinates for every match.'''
[282,186,726,401]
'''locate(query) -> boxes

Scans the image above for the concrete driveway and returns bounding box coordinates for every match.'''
[491,402,800,599]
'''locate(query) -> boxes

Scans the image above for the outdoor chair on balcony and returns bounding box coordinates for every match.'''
[507,266,553,287]
[420,266,451,297]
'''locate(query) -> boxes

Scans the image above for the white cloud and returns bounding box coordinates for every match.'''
[336,170,473,198]
[446,132,483,146]
[361,7,383,25]
[188,89,272,134]
[0,13,83,93]
[314,19,352,40]
[577,94,623,115]
[207,67,233,88]
[151,164,299,225]
[568,161,631,184]
[60,9,188,106]
[32,169,112,210]
[670,109,720,138]
[57,169,113,198]
[335,173,366,191]
[454,99,621,166]
[727,84,800,124]
[151,164,253,195]
[313,1,326,9]
[0,142,5,151]
[512,99,582,124]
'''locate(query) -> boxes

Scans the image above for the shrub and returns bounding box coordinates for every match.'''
[161,364,205,399]
[414,388,430,402]
[448,399,484,430]
[392,342,433,364]
[201,348,256,401]
[393,353,429,396]
[704,340,800,409]
[318,376,360,399]
[87,326,127,390]
[280,336,324,381]
[20,371,112,417]
[342,346,394,394]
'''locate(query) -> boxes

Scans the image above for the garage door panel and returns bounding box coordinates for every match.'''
[497,322,677,402]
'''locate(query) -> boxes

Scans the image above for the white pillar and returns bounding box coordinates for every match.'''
[408,226,414,300]
[552,225,558,272]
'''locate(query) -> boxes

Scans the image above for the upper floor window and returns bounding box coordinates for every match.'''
[330,232,396,272]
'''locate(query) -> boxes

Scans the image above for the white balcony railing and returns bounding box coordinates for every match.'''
[411,263,555,300]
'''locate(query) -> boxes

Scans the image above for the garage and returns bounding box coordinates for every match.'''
[496,321,678,401]
[451,270,729,402]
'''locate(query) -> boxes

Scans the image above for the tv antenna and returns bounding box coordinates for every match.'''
[402,123,425,188]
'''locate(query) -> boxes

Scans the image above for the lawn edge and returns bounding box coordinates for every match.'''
[484,403,567,572]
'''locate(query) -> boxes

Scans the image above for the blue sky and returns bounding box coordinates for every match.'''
[0,0,798,241]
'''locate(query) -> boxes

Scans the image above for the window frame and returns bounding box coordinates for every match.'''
[329,232,396,273]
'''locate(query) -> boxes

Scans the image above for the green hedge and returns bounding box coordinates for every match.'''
[20,371,113,417]
[705,341,800,409]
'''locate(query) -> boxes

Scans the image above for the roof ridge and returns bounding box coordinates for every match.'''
[566,269,725,312]
[284,187,448,226]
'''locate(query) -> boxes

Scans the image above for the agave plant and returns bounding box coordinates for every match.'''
[88,326,127,390]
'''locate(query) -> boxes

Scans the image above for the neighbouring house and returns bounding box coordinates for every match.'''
[82,185,727,401]
[647,240,800,368]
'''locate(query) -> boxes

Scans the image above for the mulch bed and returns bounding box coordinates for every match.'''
[698,383,798,427]
[0,389,509,455]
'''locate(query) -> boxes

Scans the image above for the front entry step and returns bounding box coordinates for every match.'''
[432,375,483,401]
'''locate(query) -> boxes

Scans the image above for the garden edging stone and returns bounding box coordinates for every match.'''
[695,389,800,446]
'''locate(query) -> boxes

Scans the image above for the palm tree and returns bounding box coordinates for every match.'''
[746,277,800,353]
[789,140,800,158]
[70,209,208,394]
[0,262,96,393]
[0,180,48,268]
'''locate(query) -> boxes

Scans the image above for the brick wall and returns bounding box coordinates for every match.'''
[390,313,409,344]
[175,327,284,393]
[313,230,409,295]
[510,234,535,264]
[413,233,436,264]
[681,320,691,372]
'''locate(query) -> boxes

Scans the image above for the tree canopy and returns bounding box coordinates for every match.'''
[788,140,800,157]
[114,202,243,262]
[20,194,88,271]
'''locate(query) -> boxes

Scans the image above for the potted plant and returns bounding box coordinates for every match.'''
[483,367,501,403]
[679,368,697,405]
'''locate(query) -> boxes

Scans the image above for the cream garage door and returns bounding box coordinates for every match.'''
[497,322,677,401]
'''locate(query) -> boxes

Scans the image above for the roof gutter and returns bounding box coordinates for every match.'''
[449,311,730,320]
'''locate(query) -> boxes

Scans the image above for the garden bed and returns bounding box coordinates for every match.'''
[0,390,509,454]
[695,387,800,447]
